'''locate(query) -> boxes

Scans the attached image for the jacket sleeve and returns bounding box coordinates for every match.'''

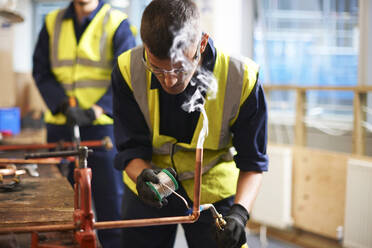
[96,19,136,117]
[111,61,153,171]
[231,78,269,172]
[32,22,67,114]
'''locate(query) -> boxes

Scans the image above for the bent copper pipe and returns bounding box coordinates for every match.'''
[0,148,204,233]
[0,136,113,151]
[94,215,199,230]
[0,224,76,234]
[0,164,26,176]
[0,157,74,165]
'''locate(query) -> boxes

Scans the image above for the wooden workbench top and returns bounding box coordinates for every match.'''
[0,164,74,228]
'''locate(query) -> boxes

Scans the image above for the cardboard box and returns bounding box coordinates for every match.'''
[15,72,47,117]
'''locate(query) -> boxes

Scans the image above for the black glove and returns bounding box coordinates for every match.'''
[53,98,70,115]
[215,204,250,248]
[136,167,177,208]
[65,107,96,127]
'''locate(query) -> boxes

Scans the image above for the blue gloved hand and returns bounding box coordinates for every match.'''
[215,204,250,248]
[136,168,177,208]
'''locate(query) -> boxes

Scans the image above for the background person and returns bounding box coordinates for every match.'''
[32,0,136,247]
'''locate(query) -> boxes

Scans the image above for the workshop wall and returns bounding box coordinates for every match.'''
[0,24,16,108]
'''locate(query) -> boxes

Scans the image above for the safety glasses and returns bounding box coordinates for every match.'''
[142,40,201,77]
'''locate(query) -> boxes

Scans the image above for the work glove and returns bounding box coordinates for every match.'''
[215,204,250,248]
[65,106,96,127]
[53,98,70,115]
[136,167,177,208]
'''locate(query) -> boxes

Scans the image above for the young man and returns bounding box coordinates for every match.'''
[112,0,268,247]
[32,0,136,247]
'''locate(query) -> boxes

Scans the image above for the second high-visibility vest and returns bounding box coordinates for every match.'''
[44,4,127,125]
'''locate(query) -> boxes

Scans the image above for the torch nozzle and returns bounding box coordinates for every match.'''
[200,204,226,230]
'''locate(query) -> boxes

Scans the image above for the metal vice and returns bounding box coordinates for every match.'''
[72,147,95,248]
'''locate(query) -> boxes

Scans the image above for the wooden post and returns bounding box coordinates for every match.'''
[295,89,306,147]
[352,91,367,155]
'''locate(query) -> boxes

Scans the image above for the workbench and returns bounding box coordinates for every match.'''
[0,163,75,247]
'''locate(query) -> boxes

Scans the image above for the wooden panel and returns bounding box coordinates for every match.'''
[352,92,367,155]
[292,147,348,239]
[294,90,306,146]
[14,72,47,117]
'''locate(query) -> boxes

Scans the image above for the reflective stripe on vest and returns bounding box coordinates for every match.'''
[61,79,111,91]
[130,46,152,132]
[177,148,234,181]
[219,56,245,147]
[146,141,233,181]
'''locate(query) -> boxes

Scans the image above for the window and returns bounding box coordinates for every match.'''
[255,0,359,152]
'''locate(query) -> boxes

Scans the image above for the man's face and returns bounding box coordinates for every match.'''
[143,38,203,95]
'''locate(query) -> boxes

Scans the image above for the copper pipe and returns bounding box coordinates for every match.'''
[0,158,73,165]
[193,148,203,213]
[93,147,203,230]
[0,164,16,175]
[94,215,199,229]
[0,137,113,151]
[0,224,76,234]
[0,168,25,176]
[0,164,25,176]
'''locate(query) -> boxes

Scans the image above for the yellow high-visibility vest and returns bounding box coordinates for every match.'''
[118,46,259,204]
[44,4,128,125]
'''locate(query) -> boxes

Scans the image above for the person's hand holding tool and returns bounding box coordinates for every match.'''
[136,168,177,208]
[215,203,250,248]
[65,97,96,127]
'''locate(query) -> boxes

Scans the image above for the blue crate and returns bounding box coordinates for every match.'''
[0,107,21,135]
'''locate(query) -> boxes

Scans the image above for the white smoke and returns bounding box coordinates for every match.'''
[183,68,217,148]
[169,23,217,149]
[169,21,200,80]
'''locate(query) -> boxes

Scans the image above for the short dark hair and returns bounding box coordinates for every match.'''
[140,0,200,59]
